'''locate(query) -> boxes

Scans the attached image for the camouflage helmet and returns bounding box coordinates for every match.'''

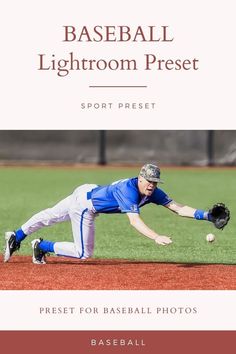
[139,163,163,183]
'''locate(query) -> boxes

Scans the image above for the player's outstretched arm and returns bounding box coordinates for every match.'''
[165,200,210,219]
[165,201,230,230]
[165,201,200,218]
[126,212,172,246]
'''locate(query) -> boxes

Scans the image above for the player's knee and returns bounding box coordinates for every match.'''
[76,245,94,259]
[75,252,92,260]
[83,250,94,259]
[80,254,91,260]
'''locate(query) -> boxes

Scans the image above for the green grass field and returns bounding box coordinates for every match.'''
[0,166,235,264]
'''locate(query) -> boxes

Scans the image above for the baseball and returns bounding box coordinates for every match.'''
[206,233,215,242]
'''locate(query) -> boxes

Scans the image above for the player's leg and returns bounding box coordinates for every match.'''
[31,211,95,264]
[21,195,72,236]
[52,184,97,259]
[4,195,72,263]
[33,184,97,263]
[53,208,95,259]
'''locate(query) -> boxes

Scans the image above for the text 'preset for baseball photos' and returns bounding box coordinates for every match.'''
[39,306,198,315]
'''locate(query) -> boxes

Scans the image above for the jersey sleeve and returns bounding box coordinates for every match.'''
[151,188,172,206]
[113,181,140,213]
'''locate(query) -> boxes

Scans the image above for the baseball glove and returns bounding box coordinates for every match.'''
[209,203,230,230]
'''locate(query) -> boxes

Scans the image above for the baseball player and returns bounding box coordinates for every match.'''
[3,164,230,264]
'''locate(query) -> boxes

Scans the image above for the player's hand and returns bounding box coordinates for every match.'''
[154,235,172,245]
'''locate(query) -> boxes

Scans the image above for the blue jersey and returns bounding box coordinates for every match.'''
[89,177,172,214]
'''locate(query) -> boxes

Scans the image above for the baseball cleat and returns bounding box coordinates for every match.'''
[4,231,21,263]
[31,238,47,265]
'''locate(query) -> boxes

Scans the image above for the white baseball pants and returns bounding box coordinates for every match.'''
[21,184,98,259]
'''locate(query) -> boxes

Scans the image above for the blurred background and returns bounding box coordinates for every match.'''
[0,130,236,166]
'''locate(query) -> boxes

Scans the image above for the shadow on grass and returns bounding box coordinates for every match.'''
[1,255,236,266]
[47,258,236,267]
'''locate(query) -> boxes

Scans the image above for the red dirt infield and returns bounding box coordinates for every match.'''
[0,255,235,290]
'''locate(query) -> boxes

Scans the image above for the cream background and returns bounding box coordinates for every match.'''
[0,290,236,330]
